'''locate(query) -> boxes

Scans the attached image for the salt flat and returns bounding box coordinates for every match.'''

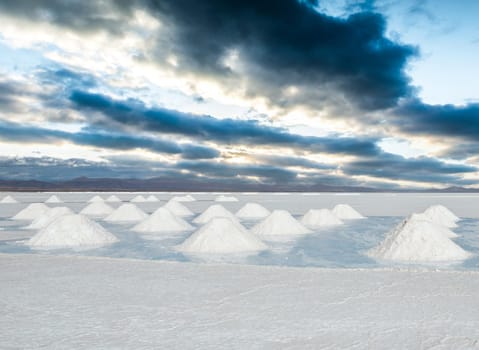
[1,253,478,349]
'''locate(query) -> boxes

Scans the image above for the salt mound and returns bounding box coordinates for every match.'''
[45,195,62,203]
[26,207,74,230]
[177,217,267,253]
[133,207,193,233]
[131,195,147,203]
[251,210,312,236]
[13,203,50,220]
[332,204,365,219]
[1,195,18,203]
[193,204,238,225]
[80,202,114,218]
[301,209,343,228]
[105,195,121,203]
[215,195,239,202]
[408,213,458,238]
[171,195,196,202]
[28,214,118,249]
[235,203,270,220]
[88,195,104,203]
[368,215,470,262]
[104,203,148,222]
[163,200,194,217]
[421,205,460,228]
[145,195,159,202]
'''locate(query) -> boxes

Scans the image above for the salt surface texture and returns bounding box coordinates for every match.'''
[45,195,62,203]
[131,195,147,203]
[367,214,470,262]
[163,200,194,217]
[235,203,271,220]
[26,206,74,230]
[145,195,159,202]
[13,203,50,220]
[1,195,18,204]
[421,205,460,228]
[133,207,193,233]
[104,203,148,222]
[301,209,343,228]
[171,195,196,202]
[27,214,118,249]
[88,195,104,203]
[251,210,312,236]
[80,202,114,218]
[215,195,239,202]
[105,195,121,203]
[332,204,365,219]
[177,217,267,253]
[193,204,238,224]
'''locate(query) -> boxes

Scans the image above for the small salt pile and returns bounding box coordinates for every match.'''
[367,214,470,262]
[88,195,104,203]
[215,195,239,202]
[193,204,238,225]
[27,214,118,249]
[420,205,459,228]
[177,217,267,253]
[130,195,147,203]
[251,210,311,236]
[26,207,74,230]
[1,195,18,204]
[80,202,114,218]
[12,203,50,220]
[133,207,193,233]
[105,195,121,203]
[171,195,196,202]
[104,203,148,222]
[332,204,365,219]
[45,195,62,203]
[301,209,343,228]
[163,199,194,217]
[145,195,159,202]
[235,203,270,220]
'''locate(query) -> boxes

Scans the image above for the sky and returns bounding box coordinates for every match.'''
[0,0,478,190]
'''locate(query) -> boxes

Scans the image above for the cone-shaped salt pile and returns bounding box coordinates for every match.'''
[367,214,470,262]
[251,210,312,236]
[104,203,148,222]
[177,217,267,253]
[26,206,74,230]
[13,203,50,220]
[406,213,458,238]
[172,195,196,202]
[133,207,193,233]
[145,195,159,202]
[421,205,459,228]
[27,214,118,249]
[332,204,365,219]
[88,195,104,203]
[45,195,62,203]
[215,195,239,202]
[163,200,194,217]
[235,203,270,220]
[106,195,121,203]
[1,195,18,203]
[193,204,238,224]
[301,209,343,228]
[80,202,114,218]
[131,195,147,203]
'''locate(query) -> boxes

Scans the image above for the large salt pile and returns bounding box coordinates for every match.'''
[80,202,114,218]
[163,200,194,217]
[235,203,271,220]
[193,204,238,225]
[106,195,121,203]
[420,205,460,228]
[26,207,74,230]
[177,217,267,253]
[104,203,148,222]
[88,195,104,203]
[1,195,18,204]
[332,204,365,219]
[367,214,470,262]
[171,195,196,202]
[45,195,62,203]
[251,210,311,236]
[27,214,118,249]
[145,195,159,202]
[133,207,193,233]
[13,203,50,220]
[131,195,147,203]
[301,209,343,228]
[215,195,239,202]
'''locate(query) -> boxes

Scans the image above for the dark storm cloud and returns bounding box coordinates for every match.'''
[69,90,382,157]
[0,121,219,159]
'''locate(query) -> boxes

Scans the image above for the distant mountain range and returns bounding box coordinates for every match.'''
[0,177,478,192]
